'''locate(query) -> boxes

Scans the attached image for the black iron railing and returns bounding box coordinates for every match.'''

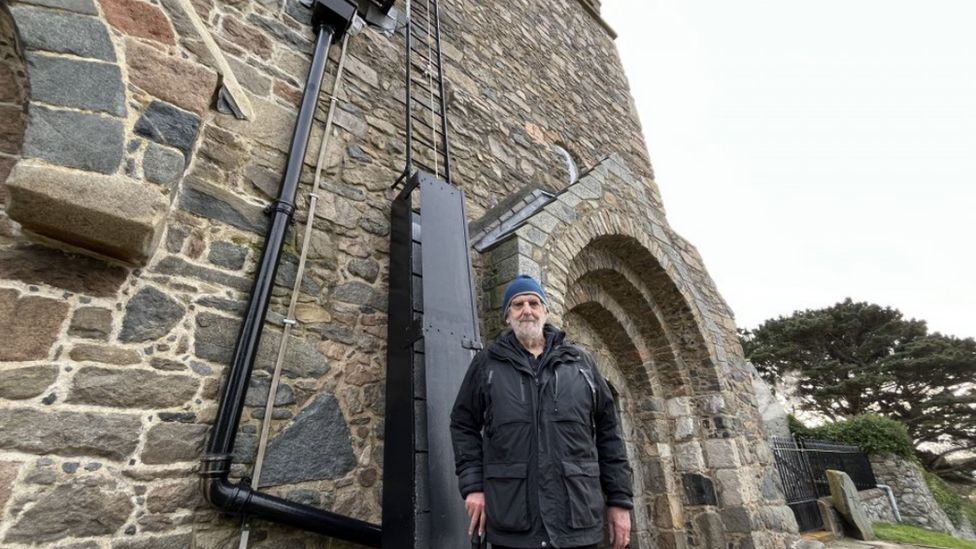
[771,436,878,532]
[801,439,878,496]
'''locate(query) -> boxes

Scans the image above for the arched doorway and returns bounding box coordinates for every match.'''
[560,233,716,548]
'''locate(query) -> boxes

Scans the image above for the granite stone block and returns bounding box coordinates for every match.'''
[0,289,69,361]
[178,179,268,234]
[119,286,185,342]
[23,105,124,174]
[0,408,141,460]
[10,5,115,61]
[67,366,197,408]
[0,106,26,155]
[260,394,356,485]
[208,241,248,270]
[99,0,176,44]
[143,143,185,188]
[134,101,200,158]
[26,53,124,115]
[4,475,132,544]
[125,38,217,115]
[19,0,98,14]
[4,164,168,264]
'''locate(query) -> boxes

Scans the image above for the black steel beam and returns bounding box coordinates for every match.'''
[382,180,420,547]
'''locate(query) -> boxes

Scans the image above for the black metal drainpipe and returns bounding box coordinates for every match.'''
[200,15,381,548]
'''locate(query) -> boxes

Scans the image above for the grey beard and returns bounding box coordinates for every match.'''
[512,320,544,342]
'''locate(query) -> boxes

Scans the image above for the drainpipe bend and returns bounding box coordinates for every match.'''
[876,484,902,522]
[201,470,382,546]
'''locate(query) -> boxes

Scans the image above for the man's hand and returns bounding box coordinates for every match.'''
[464,492,487,536]
[607,506,631,549]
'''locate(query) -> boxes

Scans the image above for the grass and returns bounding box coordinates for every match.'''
[874,522,976,549]
[925,471,966,527]
[961,499,976,535]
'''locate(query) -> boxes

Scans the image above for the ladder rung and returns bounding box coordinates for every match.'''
[399,95,443,116]
[410,55,441,75]
[410,97,442,117]
[410,46,439,68]
[410,132,447,157]
[410,142,447,163]
[409,60,439,78]
[410,131,447,155]
[409,113,445,137]
[410,152,447,170]
[412,153,441,167]
[412,160,444,177]
[409,78,443,99]
[410,19,445,43]
[409,40,438,58]
[409,9,435,27]
[409,19,436,35]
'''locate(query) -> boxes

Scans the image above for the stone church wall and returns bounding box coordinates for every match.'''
[0,0,797,547]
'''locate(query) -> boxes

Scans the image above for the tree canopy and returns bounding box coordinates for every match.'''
[741,298,976,477]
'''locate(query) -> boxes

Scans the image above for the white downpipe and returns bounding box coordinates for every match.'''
[876,484,902,522]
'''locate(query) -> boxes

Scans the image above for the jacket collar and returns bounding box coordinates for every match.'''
[491,324,575,367]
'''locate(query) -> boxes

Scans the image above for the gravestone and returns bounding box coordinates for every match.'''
[826,470,875,540]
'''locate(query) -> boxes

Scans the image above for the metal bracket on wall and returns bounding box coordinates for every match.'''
[405,319,424,345]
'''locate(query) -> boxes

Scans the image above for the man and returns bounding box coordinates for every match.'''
[451,275,633,549]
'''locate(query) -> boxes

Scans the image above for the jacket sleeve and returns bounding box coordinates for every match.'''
[586,352,634,509]
[450,350,488,499]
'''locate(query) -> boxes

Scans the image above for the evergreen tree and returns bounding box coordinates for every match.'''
[741,299,976,477]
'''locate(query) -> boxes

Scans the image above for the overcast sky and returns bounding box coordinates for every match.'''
[602,1,976,339]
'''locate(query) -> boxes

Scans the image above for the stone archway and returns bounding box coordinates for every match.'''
[560,233,710,549]
[482,215,720,547]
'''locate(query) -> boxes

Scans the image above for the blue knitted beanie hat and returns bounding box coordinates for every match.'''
[502,275,547,317]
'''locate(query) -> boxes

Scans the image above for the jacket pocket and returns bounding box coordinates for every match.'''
[484,462,530,532]
[561,460,603,529]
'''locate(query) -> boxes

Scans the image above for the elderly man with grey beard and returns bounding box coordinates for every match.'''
[451,275,634,549]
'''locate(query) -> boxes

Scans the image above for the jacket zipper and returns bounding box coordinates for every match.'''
[534,370,544,455]
[553,368,559,413]
[579,367,597,436]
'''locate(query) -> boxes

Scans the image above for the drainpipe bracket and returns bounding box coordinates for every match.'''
[200,453,234,478]
[264,200,297,221]
[312,0,357,41]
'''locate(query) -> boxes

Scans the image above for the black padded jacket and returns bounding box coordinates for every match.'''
[450,325,633,548]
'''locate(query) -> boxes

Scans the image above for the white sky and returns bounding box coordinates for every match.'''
[603,0,976,339]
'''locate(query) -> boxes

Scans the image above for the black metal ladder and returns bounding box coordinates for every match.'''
[395,0,453,187]
[382,1,483,545]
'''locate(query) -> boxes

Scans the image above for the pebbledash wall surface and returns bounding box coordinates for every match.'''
[0,0,800,547]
